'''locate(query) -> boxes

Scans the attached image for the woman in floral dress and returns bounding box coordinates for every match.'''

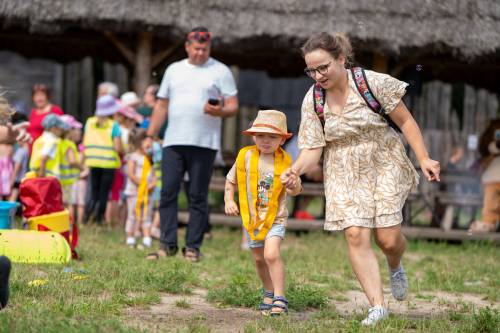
[281,32,440,326]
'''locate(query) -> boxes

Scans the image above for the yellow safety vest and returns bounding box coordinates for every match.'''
[59,139,80,186]
[154,160,162,190]
[30,132,63,178]
[236,145,291,241]
[83,117,121,169]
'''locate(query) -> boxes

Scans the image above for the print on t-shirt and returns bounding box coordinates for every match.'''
[257,172,273,210]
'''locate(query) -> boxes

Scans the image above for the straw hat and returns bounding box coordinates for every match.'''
[243,110,292,138]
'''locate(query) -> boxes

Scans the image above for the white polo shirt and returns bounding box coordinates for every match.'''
[157,57,237,151]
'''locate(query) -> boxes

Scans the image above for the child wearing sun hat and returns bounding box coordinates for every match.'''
[224,110,302,317]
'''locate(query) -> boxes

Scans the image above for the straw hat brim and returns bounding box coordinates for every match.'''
[242,126,293,139]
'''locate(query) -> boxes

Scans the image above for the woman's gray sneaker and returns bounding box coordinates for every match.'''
[389,265,408,301]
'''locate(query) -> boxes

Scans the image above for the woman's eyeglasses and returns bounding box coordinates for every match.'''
[304,61,332,78]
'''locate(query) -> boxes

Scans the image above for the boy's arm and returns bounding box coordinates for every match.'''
[38,155,48,177]
[224,179,239,216]
[66,148,82,170]
[148,171,157,191]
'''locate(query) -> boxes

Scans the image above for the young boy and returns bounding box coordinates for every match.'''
[30,114,70,178]
[224,110,302,316]
[59,115,84,208]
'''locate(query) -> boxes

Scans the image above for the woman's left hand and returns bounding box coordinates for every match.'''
[420,158,441,182]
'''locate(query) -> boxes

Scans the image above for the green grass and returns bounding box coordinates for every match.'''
[174,299,191,309]
[0,224,498,332]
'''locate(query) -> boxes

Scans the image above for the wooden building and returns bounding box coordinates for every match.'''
[0,0,499,164]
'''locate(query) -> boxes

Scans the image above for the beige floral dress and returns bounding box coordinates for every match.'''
[298,69,419,230]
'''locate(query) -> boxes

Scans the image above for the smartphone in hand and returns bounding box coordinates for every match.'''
[208,98,220,106]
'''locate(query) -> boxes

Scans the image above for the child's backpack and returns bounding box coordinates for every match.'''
[313,67,401,132]
[19,175,64,218]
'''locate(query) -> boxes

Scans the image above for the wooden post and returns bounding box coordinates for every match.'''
[223,66,239,154]
[80,57,94,120]
[134,32,153,96]
[372,52,388,73]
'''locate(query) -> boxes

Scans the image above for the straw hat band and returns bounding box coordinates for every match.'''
[251,123,288,135]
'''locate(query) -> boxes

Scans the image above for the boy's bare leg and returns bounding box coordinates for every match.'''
[76,205,85,225]
[263,237,285,296]
[264,236,286,312]
[251,247,273,304]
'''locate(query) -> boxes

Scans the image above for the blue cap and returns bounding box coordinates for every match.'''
[42,114,71,130]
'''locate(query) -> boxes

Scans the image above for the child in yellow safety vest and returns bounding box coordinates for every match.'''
[82,95,123,225]
[124,128,157,249]
[59,115,85,213]
[224,110,302,317]
[30,114,70,179]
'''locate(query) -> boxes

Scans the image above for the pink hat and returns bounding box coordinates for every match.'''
[117,105,143,123]
[60,114,82,129]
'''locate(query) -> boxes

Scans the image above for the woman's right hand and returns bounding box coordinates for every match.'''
[225,200,239,216]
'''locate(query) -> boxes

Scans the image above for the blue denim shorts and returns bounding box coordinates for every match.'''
[244,223,286,249]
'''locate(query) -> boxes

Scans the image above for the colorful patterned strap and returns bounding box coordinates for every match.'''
[313,82,325,126]
[350,67,384,115]
[351,67,401,132]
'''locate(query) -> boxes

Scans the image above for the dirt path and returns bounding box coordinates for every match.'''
[126,288,260,333]
[126,288,498,332]
[332,288,497,318]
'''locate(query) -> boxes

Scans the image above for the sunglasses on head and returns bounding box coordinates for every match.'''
[187,31,212,42]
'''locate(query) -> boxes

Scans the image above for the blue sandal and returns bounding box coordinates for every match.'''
[259,290,274,315]
[270,296,288,316]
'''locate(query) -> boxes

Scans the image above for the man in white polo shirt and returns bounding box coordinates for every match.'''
[146,27,238,262]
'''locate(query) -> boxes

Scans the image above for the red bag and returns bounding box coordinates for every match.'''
[19,176,64,218]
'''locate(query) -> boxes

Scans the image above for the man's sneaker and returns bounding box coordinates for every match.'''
[361,306,388,326]
[389,265,408,301]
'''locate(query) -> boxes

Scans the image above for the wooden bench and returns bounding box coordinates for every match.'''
[432,172,483,231]
[209,176,326,196]
[177,212,500,244]
[207,171,486,232]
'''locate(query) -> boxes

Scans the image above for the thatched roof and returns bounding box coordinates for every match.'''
[1,0,500,93]
[1,0,499,60]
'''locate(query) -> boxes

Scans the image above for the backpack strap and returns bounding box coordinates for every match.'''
[350,67,401,132]
[350,67,385,115]
[312,83,325,126]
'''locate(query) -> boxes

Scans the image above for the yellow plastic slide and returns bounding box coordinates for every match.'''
[0,230,71,264]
